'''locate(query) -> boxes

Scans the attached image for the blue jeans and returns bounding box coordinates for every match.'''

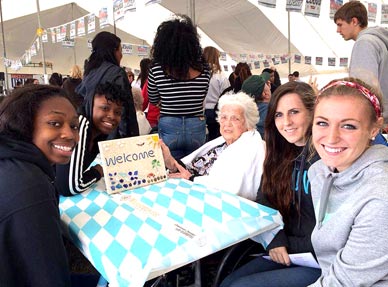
[220,256,321,287]
[158,116,206,159]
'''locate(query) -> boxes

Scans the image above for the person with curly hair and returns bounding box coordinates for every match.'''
[148,15,211,158]
[56,82,127,196]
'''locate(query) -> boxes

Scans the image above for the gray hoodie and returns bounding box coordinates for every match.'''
[350,27,388,122]
[308,145,388,286]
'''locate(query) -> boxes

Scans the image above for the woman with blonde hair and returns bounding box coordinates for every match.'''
[63,64,83,107]
[203,46,230,140]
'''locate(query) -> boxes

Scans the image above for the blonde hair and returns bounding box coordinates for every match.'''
[70,65,82,79]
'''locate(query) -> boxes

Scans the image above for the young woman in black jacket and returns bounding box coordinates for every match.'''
[221,82,321,287]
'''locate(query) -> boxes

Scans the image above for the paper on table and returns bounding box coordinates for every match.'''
[262,252,320,269]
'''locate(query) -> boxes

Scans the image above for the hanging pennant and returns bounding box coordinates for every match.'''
[77,17,86,37]
[315,56,323,65]
[145,0,162,5]
[328,57,336,67]
[305,56,311,65]
[124,0,136,12]
[382,4,388,24]
[99,8,109,28]
[257,0,276,8]
[122,43,133,54]
[42,29,48,43]
[50,28,56,43]
[60,25,67,41]
[294,54,301,64]
[240,53,247,62]
[280,56,288,64]
[70,21,76,39]
[137,45,149,56]
[286,0,303,12]
[339,57,348,67]
[223,65,229,72]
[254,61,261,69]
[367,3,377,23]
[220,52,227,61]
[304,0,321,17]
[30,44,37,57]
[329,0,343,19]
[88,14,96,34]
[56,27,62,42]
[62,37,75,48]
[113,0,125,22]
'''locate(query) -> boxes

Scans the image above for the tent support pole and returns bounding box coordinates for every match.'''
[36,0,48,83]
[288,11,291,74]
[0,0,9,93]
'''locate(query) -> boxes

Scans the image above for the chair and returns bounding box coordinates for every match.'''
[212,239,265,287]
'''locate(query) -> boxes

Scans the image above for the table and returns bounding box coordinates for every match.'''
[59,178,282,287]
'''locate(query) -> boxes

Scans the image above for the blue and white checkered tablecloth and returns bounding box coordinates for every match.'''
[60,178,282,287]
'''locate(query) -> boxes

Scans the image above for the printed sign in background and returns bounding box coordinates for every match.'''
[98,134,167,194]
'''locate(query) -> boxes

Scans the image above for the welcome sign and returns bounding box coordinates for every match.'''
[98,134,167,194]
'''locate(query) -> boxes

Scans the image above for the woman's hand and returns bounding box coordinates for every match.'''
[268,246,291,266]
[159,139,176,171]
[168,161,193,180]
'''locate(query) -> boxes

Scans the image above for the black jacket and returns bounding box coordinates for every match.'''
[76,61,139,138]
[0,135,70,286]
[257,145,318,255]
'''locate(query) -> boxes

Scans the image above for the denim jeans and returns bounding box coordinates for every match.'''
[220,256,321,287]
[158,116,206,159]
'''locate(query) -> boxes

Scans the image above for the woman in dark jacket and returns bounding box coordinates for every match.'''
[76,31,139,138]
[0,85,79,286]
[221,82,321,287]
[62,64,83,107]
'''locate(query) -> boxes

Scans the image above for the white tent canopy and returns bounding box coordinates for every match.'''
[0,0,386,85]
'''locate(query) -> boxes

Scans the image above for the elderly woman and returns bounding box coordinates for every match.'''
[162,92,265,200]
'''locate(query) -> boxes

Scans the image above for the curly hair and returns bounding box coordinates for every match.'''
[262,81,316,216]
[0,85,75,143]
[150,15,205,80]
[94,82,126,105]
[84,31,121,76]
[217,91,259,130]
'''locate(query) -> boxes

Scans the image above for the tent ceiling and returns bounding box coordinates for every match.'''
[0,3,145,75]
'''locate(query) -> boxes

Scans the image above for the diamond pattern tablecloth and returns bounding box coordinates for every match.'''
[60,178,282,287]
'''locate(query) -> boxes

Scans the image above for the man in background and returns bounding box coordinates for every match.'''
[335,1,388,125]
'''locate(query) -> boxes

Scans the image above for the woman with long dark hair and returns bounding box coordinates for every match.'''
[148,15,210,158]
[221,81,321,287]
[76,31,139,138]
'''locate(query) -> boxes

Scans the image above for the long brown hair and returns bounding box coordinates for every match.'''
[262,81,315,216]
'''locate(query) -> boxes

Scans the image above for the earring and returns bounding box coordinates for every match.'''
[371,136,376,141]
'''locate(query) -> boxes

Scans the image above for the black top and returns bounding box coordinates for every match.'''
[0,135,71,286]
[257,145,319,255]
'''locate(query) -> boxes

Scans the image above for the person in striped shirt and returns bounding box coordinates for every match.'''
[56,83,125,196]
[148,15,211,159]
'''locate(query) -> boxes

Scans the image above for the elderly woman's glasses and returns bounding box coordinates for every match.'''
[219,114,243,124]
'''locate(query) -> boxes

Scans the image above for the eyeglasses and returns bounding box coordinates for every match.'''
[218,114,244,124]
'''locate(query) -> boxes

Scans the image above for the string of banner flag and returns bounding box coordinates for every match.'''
[3,0,387,71]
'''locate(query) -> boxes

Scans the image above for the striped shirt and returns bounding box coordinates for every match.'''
[148,63,211,117]
[56,115,104,196]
